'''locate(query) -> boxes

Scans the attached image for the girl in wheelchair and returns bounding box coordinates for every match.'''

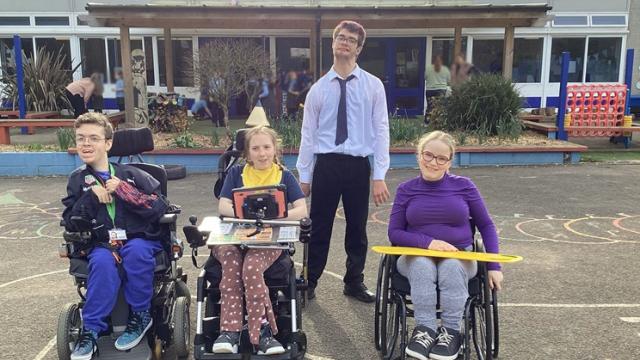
[387,131,503,360]
[213,125,307,355]
[61,113,170,360]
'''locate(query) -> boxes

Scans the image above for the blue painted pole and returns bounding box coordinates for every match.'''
[13,35,28,134]
[556,51,570,141]
[624,48,634,115]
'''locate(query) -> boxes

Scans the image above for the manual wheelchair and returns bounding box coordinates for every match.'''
[183,185,311,360]
[56,127,191,360]
[374,237,500,360]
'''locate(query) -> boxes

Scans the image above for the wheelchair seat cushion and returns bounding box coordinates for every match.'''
[69,250,170,279]
[204,250,291,288]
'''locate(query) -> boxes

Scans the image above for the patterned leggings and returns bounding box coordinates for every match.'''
[213,245,282,345]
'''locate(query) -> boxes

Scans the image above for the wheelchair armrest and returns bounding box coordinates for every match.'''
[159,213,178,224]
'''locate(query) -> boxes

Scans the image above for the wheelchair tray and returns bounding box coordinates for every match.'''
[372,246,523,263]
[200,216,300,247]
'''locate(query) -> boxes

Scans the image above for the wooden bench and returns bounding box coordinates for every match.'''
[0,111,62,135]
[0,117,121,145]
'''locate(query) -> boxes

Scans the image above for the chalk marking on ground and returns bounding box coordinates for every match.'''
[0,269,67,289]
[500,303,640,308]
[33,336,56,360]
[620,317,640,323]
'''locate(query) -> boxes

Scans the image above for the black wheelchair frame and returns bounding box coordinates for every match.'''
[56,127,191,360]
[184,216,311,360]
[374,238,500,360]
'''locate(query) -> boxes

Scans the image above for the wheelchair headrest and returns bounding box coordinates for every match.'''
[233,128,249,152]
[108,127,154,157]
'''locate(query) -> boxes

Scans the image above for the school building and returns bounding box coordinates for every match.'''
[1,0,638,118]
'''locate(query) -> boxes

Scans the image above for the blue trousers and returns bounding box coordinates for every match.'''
[83,238,162,333]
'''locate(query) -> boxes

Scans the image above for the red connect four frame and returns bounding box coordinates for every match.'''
[565,84,627,136]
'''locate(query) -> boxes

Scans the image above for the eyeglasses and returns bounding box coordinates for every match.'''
[421,151,451,165]
[75,136,108,144]
[335,34,359,46]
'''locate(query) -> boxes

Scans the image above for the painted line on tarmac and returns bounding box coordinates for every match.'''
[620,317,640,323]
[0,269,67,289]
[500,303,640,308]
[294,262,343,281]
[305,354,336,360]
[33,336,56,360]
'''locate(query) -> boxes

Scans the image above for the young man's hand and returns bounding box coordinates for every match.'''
[92,186,112,204]
[372,180,390,206]
[105,177,121,194]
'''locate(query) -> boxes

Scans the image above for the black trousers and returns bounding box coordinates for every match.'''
[66,90,86,118]
[308,153,371,288]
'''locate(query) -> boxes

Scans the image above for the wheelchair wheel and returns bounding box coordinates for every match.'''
[491,290,500,358]
[471,268,495,360]
[172,296,191,358]
[374,254,388,351]
[56,303,81,360]
[378,256,400,359]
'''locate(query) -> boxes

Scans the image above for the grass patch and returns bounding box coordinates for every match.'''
[581,151,640,162]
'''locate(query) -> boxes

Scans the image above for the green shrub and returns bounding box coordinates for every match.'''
[174,132,197,148]
[389,111,428,146]
[56,127,76,150]
[26,143,44,151]
[211,130,220,147]
[430,73,523,142]
[0,47,75,112]
[272,115,302,149]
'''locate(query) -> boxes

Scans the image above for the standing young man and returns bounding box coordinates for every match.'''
[296,20,390,303]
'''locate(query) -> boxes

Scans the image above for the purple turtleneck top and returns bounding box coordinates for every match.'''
[387,173,501,271]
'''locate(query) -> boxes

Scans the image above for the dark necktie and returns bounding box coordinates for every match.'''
[335,74,355,145]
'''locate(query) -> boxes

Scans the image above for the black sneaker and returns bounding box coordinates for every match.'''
[212,331,240,354]
[404,325,437,360]
[257,323,285,355]
[307,286,316,300]
[343,282,375,303]
[429,327,462,360]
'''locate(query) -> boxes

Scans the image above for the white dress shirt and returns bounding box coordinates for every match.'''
[296,64,390,183]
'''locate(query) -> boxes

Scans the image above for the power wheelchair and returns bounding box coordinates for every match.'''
[374,236,500,360]
[57,127,191,360]
[183,185,311,360]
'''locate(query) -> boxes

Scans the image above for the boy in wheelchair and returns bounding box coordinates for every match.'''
[386,131,503,360]
[60,113,180,360]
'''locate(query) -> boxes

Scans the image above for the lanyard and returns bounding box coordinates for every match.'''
[92,163,116,226]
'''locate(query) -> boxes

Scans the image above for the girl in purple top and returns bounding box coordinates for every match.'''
[387,131,504,360]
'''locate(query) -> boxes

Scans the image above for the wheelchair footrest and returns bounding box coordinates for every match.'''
[95,335,151,359]
[196,349,299,360]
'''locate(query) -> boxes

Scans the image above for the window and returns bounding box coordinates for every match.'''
[553,16,588,26]
[586,37,622,82]
[80,38,107,79]
[276,37,310,74]
[0,17,30,26]
[0,37,34,75]
[431,37,468,67]
[472,39,504,74]
[513,38,543,83]
[35,38,72,71]
[158,38,193,87]
[107,38,150,84]
[549,37,585,82]
[35,16,70,26]
[591,15,626,26]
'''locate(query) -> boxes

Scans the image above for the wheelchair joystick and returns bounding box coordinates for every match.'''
[189,215,198,226]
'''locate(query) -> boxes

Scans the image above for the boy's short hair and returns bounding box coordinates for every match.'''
[74,112,114,140]
[333,20,367,48]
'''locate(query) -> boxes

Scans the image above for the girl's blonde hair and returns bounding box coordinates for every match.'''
[416,130,456,158]
[243,125,283,166]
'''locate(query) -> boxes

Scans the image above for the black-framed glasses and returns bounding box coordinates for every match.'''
[421,151,451,165]
[335,34,359,46]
